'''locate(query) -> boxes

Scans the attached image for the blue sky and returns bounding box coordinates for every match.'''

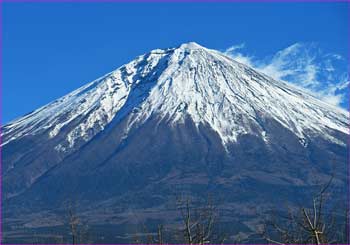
[3,2,349,123]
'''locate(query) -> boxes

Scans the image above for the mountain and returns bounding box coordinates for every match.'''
[2,42,348,243]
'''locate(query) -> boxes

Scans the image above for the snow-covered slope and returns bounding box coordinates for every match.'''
[2,42,349,151]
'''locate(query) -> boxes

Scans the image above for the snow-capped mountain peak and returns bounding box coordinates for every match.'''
[2,42,349,152]
[178,41,205,50]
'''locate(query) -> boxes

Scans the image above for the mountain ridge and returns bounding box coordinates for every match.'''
[2,42,348,150]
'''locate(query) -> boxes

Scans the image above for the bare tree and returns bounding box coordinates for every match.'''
[177,196,220,244]
[133,223,165,244]
[67,202,80,244]
[260,175,348,244]
[134,195,225,244]
[65,201,91,244]
[157,224,164,244]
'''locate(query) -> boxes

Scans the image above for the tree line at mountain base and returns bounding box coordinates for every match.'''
[3,176,348,244]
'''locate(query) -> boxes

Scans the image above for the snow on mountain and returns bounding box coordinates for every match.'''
[2,42,349,244]
[2,42,349,151]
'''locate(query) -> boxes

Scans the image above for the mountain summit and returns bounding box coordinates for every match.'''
[2,42,348,243]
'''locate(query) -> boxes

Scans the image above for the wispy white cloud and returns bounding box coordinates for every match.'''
[224,43,254,67]
[224,42,349,108]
